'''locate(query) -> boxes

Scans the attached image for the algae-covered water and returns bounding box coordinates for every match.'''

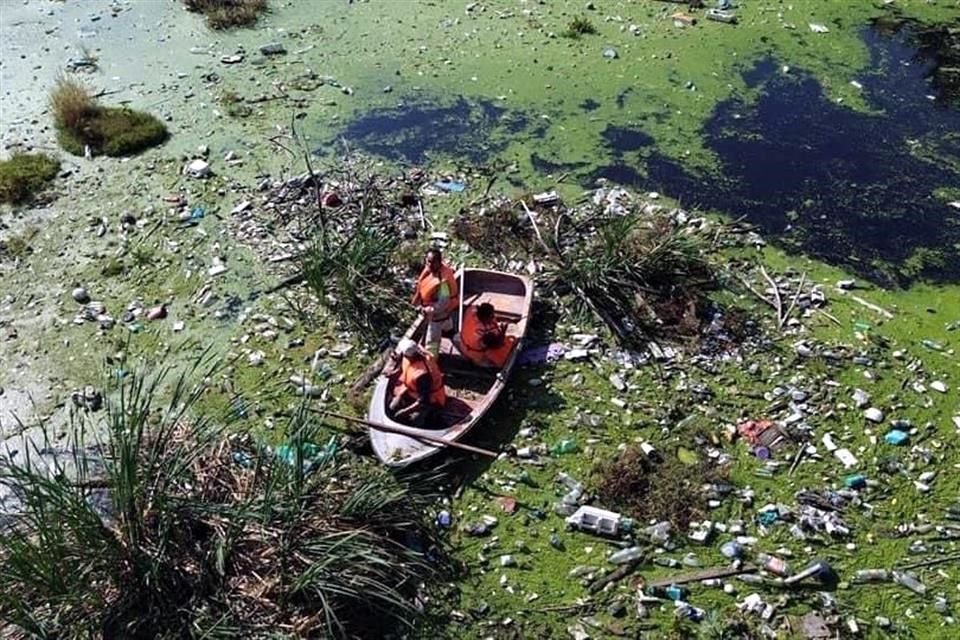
[2,1,960,638]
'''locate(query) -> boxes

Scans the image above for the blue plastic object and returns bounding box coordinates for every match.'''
[884,429,909,445]
[434,180,466,193]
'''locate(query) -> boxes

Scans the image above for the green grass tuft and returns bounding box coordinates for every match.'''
[0,153,60,205]
[0,357,453,638]
[50,76,168,157]
[562,16,597,38]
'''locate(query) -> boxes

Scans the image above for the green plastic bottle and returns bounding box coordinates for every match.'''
[550,439,578,455]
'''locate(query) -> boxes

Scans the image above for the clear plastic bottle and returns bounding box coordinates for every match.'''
[853,569,889,583]
[892,570,926,595]
[653,556,680,568]
[755,552,791,576]
[609,546,644,564]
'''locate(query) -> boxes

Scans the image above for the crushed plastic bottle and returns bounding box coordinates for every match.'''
[653,556,680,568]
[892,570,927,595]
[756,552,791,576]
[551,439,579,455]
[853,569,890,583]
[609,546,644,564]
[645,584,688,601]
[644,521,673,544]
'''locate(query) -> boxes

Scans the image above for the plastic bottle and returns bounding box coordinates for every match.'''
[854,569,890,583]
[653,556,680,568]
[755,552,791,576]
[557,472,583,492]
[892,570,927,595]
[921,339,944,351]
[644,521,673,544]
[516,470,536,487]
[645,584,688,601]
[551,439,578,455]
[549,533,564,550]
[609,546,644,564]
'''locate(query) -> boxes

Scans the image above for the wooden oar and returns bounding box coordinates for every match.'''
[317,410,498,459]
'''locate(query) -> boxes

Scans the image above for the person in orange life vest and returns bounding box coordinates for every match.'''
[455,302,518,368]
[412,248,459,357]
[385,338,446,427]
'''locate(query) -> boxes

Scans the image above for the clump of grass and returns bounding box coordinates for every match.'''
[0,359,453,638]
[300,225,411,341]
[219,89,252,118]
[0,153,60,204]
[183,0,267,29]
[0,230,35,260]
[49,76,168,157]
[593,446,727,528]
[101,257,125,277]
[563,15,597,38]
[542,212,716,347]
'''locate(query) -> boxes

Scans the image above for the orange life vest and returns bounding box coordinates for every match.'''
[400,352,446,407]
[461,308,516,368]
[414,264,459,318]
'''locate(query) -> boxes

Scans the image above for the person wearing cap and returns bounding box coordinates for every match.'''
[455,302,517,368]
[385,338,446,426]
[412,247,459,357]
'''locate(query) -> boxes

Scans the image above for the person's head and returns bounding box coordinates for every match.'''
[425,248,443,275]
[398,338,421,360]
[477,302,496,323]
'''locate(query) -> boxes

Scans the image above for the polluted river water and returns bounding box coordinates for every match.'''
[1,1,960,638]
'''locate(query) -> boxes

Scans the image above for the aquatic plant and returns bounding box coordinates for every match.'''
[183,0,267,30]
[300,224,412,342]
[563,16,597,38]
[541,210,716,346]
[0,357,452,638]
[0,153,60,204]
[592,445,726,528]
[49,76,168,157]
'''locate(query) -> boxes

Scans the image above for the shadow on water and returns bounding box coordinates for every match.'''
[589,23,960,287]
[323,96,545,166]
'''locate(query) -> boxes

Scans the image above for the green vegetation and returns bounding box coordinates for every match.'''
[562,15,597,38]
[301,225,410,341]
[0,153,60,204]
[183,0,267,30]
[220,89,253,118]
[0,229,36,260]
[902,246,948,280]
[100,257,126,277]
[0,359,452,638]
[49,77,167,157]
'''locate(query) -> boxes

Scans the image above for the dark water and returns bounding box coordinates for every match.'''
[606,24,960,286]
[320,96,544,165]
[329,23,959,286]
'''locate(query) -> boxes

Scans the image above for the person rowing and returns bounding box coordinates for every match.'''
[455,302,517,368]
[384,338,446,427]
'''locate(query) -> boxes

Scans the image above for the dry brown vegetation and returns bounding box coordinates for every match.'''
[593,445,728,528]
[183,0,267,29]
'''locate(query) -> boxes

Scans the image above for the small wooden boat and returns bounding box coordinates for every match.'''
[368,268,533,467]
